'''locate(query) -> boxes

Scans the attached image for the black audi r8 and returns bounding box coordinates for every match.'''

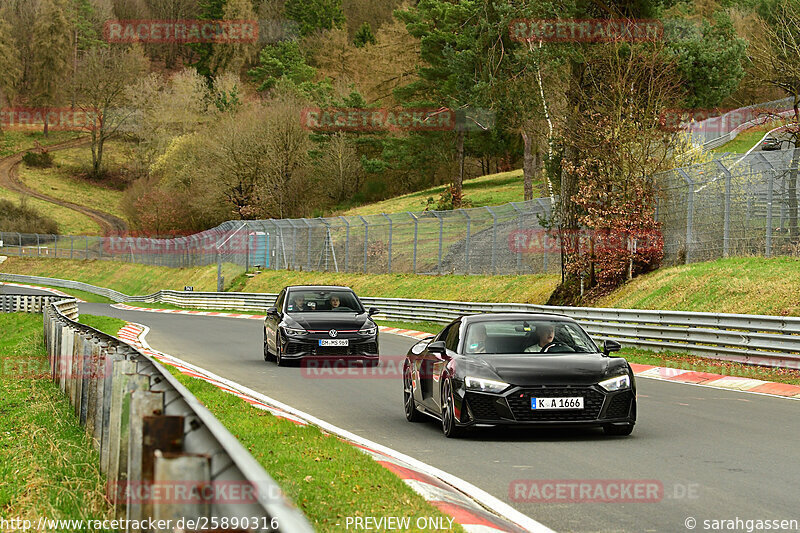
[403,313,636,438]
[263,285,380,366]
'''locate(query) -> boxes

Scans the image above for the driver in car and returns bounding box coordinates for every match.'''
[329,295,341,309]
[290,294,312,312]
[525,324,556,353]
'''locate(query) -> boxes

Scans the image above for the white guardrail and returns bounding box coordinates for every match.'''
[2,273,799,369]
[1,292,313,533]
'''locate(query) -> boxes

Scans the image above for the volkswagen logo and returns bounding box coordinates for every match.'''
[329,329,338,338]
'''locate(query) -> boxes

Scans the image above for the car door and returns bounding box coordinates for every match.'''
[266,289,285,352]
[434,320,461,413]
[417,323,453,411]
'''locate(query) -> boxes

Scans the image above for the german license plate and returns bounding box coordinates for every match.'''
[531,397,584,410]
[319,339,348,347]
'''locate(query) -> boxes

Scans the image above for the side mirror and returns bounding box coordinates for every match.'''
[368,307,379,317]
[603,339,621,356]
[427,340,446,355]
[266,307,278,316]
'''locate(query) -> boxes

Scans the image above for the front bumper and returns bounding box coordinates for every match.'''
[457,384,636,428]
[281,333,379,360]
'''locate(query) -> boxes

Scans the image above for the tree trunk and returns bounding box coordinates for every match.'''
[43,106,49,137]
[522,131,534,201]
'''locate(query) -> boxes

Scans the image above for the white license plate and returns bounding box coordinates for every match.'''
[531,397,584,410]
[319,339,349,347]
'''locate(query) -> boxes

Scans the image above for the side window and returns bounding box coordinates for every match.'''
[445,321,461,352]
[275,290,285,312]
[435,324,452,343]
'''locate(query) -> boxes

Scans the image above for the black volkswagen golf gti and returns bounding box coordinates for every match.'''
[403,313,636,438]
[263,285,380,366]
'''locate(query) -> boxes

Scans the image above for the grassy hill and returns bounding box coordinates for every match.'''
[340,169,543,216]
[2,255,799,316]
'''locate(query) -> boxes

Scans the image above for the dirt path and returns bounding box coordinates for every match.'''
[0,138,128,235]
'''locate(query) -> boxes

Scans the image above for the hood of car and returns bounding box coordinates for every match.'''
[459,352,629,387]
[285,312,369,331]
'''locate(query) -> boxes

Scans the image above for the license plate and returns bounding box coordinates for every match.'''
[531,397,584,410]
[319,339,349,347]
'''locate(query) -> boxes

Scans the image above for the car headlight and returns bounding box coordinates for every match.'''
[359,324,377,336]
[599,374,630,392]
[464,376,510,394]
[283,326,307,336]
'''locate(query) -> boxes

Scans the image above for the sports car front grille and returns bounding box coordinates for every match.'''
[604,391,633,419]
[507,387,605,421]
[285,342,305,355]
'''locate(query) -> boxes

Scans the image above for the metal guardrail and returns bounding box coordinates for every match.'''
[1,293,313,533]
[3,273,799,369]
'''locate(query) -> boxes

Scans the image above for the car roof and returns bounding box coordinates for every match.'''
[460,312,577,324]
[285,285,354,291]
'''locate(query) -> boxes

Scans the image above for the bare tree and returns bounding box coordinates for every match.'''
[74,45,149,175]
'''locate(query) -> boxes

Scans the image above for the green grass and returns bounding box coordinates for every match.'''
[0,313,113,526]
[597,256,800,316]
[712,121,788,154]
[0,188,101,235]
[77,314,128,336]
[163,365,464,532]
[0,131,82,157]
[340,169,539,216]
[18,142,128,222]
[377,319,800,385]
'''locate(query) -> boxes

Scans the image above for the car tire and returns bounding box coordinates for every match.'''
[441,378,463,438]
[275,333,287,367]
[604,423,634,436]
[263,331,274,362]
[403,363,422,422]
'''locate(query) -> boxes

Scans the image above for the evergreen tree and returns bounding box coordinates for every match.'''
[284,0,345,37]
[31,0,72,135]
[354,22,376,47]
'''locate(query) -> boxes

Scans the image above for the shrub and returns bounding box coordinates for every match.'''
[0,199,60,234]
[21,150,54,168]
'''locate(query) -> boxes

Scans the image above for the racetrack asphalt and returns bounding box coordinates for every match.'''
[6,286,800,533]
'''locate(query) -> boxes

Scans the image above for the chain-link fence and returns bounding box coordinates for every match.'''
[3,148,799,276]
[685,96,795,149]
[0,199,560,276]
[655,149,800,264]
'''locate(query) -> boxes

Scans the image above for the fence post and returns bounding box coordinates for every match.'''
[486,206,497,274]
[381,213,392,273]
[409,213,418,274]
[36,234,40,256]
[432,212,443,275]
[216,249,223,292]
[301,218,312,271]
[536,198,549,272]
[679,169,694,264]
[766,169,774,257]
[459,209,470,275]
[357,215,368,274]
[85,236,89,260]
[17,232,22,256]
[339,216,350,273]
[717,161,732,257]
[511,202,523,274]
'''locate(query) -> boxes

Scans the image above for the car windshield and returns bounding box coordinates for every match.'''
[463,319,598,354]
[286,290,363,313]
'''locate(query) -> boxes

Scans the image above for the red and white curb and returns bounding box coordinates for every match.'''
[0,281,86,302]
[116,322,553,533]
[629,363,800,399]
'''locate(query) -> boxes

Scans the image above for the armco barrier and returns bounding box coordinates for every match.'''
[1,293,313,533]
[3,273,799,369]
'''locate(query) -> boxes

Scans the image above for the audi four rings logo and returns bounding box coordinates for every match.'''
[329,329,338,338]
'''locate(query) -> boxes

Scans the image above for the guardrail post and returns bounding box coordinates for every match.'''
[141,416,184,525]
[100,350,127,474]
[105,358,138,480]
[126,391,165,528]
[381,213,392,273]
[152,453,211,524]
[112,372,150,519]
